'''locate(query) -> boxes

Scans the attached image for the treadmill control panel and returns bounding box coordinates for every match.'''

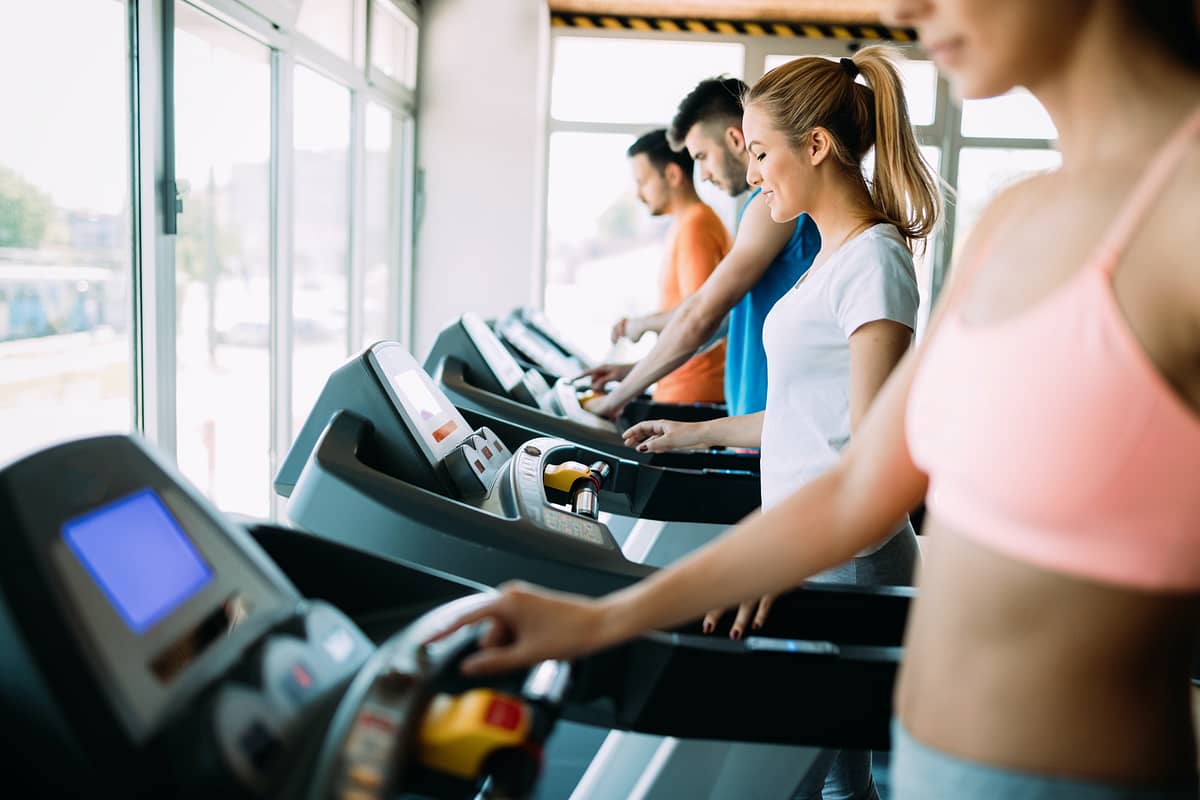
[519,307,592,371]
[0,435,372,794]
[462,312,526,394]
[368,342,473,467]
[442,427,511,499]
[497,316,585,379]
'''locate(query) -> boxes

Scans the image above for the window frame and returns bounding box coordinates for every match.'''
[125,0,420,518]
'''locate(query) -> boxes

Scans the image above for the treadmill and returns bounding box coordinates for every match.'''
[491,306,727,427]
[1,435,905,799]
[426,312,758,475]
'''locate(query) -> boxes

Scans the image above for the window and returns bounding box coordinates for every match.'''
[173,3,272,516]
[292,65,352,437]
[362,102,398,347]
[296,0,363,64]
[545,38,745,360]
[545,132,661,362]
[371,0,419,89]
[0,0,132,464]
[961,88,1056,140]
[552,38,744,124]
[954,148,1063,252]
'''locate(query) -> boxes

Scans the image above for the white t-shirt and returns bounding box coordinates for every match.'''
[759,223,919,524]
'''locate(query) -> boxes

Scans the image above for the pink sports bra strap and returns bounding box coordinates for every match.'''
[1092,105,1200,272]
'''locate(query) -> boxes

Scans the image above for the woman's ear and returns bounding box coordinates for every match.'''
[808,127,833,166]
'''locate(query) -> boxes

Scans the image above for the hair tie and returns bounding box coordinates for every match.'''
[840,57,860,79]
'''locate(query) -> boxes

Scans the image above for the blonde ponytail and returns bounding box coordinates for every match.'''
[851,47,941,250]
[745,45,942,251]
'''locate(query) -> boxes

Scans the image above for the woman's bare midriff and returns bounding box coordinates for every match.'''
[897,519,1200,784]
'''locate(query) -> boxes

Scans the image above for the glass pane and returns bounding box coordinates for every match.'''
[544,132,735,363]
[362,102,395,347]
[0,0,132,464]
[961,88,1056,139]
[296,0,357,62]
[764,54,937,126]
[371,0,418,89]
[552,38,744,124]
[292,65,351,437]
[954,148,1062,254]
[174,3,272,516]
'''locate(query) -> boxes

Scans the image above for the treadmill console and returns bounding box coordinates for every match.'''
[0,435,372,796]
[517,307,593,371]
[496,313,586,380]
[279,342,512,501]
[428,313,560,414]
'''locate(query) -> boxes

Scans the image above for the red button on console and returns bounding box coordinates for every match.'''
[484,697,526,732]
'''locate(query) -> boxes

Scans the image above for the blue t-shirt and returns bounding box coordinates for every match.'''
[724,191,820,416]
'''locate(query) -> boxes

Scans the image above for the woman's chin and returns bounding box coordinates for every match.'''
[769,204,799,224]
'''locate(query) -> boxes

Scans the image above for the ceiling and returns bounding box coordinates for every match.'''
[547,1,894,24]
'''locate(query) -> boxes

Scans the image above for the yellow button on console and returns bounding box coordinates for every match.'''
[419,690,531,779]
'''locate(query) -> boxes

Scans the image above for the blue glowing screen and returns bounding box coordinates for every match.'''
[63,488,213,634]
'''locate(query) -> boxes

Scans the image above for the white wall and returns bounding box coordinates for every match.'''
[411,0,551,358]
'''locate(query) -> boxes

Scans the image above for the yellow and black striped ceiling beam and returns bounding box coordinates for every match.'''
[550,13,916,41]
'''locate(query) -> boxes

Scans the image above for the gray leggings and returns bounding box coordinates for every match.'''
[791,524,920,800]
[891,719,1200,799]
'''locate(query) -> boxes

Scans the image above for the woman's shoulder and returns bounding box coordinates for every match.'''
[848,224,916,273]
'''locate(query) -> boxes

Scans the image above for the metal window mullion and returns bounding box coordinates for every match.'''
[742,36,770,85]
[397,112,416,347]
[548,119,670,136]
[292,34,369,91]
[535,22,559,313]
[931,74,963,305]
[270,49,295,521]
[348,90,367,352]
[958,136,1057,150]
[398,113,417,347]
[132,0,178,454]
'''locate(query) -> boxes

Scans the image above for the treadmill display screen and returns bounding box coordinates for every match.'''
[63,488,213,635]
[393,368,459,443]
[394,368,442,421]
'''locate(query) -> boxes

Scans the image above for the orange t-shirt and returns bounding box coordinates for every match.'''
[653,202,732,404]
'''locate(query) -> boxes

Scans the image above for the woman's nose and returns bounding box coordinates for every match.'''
[746,162,761,187]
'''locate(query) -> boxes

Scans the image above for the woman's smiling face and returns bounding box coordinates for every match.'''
[742,102,812,223]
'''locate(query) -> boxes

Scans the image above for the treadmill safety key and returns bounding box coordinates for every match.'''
[541,461,595,494]
[418,689,533,779]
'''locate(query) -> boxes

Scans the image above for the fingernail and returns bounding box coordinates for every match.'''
[638,445,647,452]
[730,628,741,641]
[751,623,761,631]
[702,621,713,634]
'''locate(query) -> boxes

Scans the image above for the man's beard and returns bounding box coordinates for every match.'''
[716,146,750,196]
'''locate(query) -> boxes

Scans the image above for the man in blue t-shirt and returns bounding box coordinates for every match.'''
[583,76,819,419]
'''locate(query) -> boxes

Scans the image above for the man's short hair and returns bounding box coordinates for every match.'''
[667,76,748,150]
[627,128,694,178]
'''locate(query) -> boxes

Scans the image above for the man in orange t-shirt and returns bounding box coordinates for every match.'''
[612,129,732,404]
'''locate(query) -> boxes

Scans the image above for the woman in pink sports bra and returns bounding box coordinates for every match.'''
[434,2,1200,797]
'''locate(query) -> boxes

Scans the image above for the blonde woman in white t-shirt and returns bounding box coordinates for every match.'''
[621,48,942,800]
